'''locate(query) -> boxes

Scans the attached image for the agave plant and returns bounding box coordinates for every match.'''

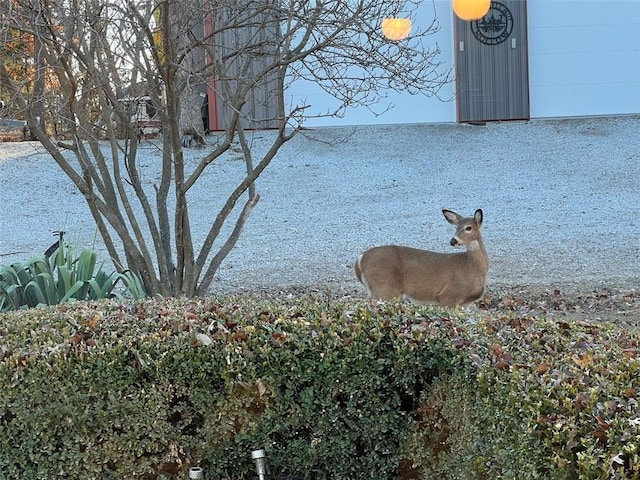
[0,243,146,312]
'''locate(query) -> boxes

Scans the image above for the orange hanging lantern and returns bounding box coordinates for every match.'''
[452,0,491,21]
[381,17,412,41]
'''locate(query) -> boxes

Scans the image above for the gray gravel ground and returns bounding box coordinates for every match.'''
[1,115,639,296]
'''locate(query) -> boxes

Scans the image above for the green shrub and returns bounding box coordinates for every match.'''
[0,296,638,479]
[408,315,640,480]
[0,244,146,311]
[477,317,639,479]
[0,297,467,478]
[201,300,467,479]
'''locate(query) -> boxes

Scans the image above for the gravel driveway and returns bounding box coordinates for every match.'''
[1,115,638,295]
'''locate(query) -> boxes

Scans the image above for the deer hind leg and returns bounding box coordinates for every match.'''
[357,270,403,301]
[356,254,404,301]
[368,282,404,302]
[362,272,404,301]
[437,292,479,309]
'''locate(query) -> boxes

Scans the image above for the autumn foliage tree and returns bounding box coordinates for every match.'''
[0,0,449,297]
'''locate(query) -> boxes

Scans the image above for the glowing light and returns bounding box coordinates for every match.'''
[452,0,491,21]
[381,18,412,41]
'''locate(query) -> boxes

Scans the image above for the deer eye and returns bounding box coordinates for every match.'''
[465,226,472,232]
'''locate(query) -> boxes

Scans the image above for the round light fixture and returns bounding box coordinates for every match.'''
[452,0,491,21]
[381,17,412,41]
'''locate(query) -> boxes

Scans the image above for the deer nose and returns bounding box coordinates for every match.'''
[450,237,458,246]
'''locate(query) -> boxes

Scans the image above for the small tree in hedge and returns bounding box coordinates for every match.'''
[0,0,449,297]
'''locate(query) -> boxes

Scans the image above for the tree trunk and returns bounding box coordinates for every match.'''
[179,84,206,147]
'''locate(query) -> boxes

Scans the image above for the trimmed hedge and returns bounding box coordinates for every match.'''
[0,296,638,479]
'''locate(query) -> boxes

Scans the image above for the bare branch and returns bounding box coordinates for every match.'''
[1,0,450,297]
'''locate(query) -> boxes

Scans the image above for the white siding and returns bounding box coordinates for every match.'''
[286,0,456,126]
[287,0,640,126]
[528,0,640,118]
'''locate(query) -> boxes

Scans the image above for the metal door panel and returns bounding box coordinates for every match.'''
[455,0,530,122]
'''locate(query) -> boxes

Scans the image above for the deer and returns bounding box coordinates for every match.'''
[354,209,489,308]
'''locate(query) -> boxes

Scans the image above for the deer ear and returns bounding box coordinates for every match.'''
[442,209,461,225]
[474,209,483,226]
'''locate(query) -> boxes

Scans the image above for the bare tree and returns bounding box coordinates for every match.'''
[0,0,450,297]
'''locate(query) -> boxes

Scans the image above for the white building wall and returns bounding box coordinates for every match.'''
[286,0,457,127]
[528,0,640,118]
[286,0,640,126]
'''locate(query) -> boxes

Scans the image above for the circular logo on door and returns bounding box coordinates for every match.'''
[471,2,513,46]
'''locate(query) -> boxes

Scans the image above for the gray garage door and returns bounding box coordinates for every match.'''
[455,0,530,122]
